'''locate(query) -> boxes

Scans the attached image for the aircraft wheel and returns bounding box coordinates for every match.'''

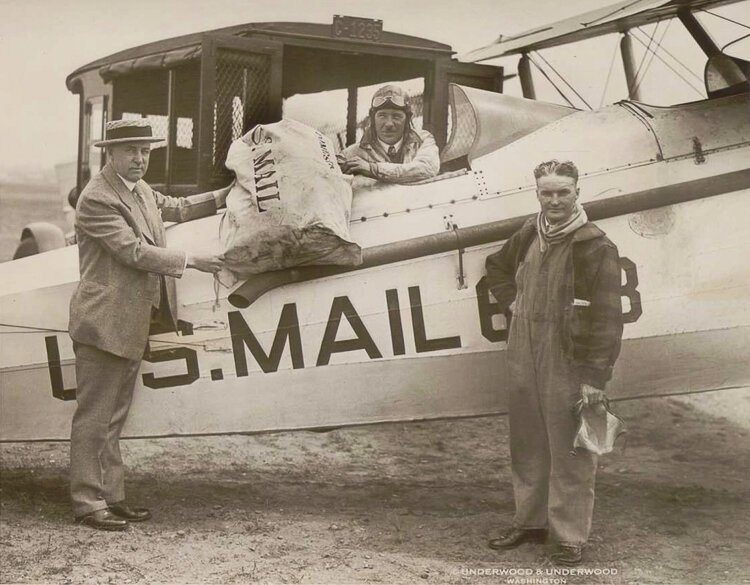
[12,222,66,259]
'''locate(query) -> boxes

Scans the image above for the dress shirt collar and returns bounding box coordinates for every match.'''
[378,137,403,154]
[116,173,138,193]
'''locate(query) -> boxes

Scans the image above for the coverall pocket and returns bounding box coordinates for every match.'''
[564,305,591,360]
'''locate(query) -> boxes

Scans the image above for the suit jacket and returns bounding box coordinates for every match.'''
[69,163,217,360]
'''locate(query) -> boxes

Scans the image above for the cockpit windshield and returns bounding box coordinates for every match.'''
[440,84,576,167]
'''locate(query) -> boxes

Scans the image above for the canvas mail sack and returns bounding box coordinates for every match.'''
[218,119,362,287]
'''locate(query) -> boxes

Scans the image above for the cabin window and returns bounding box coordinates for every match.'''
[112,64,200,187]
[282,78,425,153]
[278,45,430,152]
[283,89,350,150]
[170,65,200,186]
[354,79,425,144]
[113,70,168,184]
[84,96,107,175]
[212,50,273,183]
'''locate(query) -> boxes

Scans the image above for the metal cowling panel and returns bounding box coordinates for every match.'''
[629,93,750,161]
[471,102,660,194]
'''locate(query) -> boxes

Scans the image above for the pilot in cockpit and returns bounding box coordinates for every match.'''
[337,84,440,184]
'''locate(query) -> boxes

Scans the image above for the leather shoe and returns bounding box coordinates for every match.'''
[488,528,547,550]
[76,509,128,531]
[550,544,583,566]
[109,502,152,522]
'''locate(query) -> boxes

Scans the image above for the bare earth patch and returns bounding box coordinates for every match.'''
[1,392,749,585]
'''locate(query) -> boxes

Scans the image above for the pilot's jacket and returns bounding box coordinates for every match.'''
[485,218,623,389]
[340,126,440,183]
[69,163,217,360]
[485,217,623,545]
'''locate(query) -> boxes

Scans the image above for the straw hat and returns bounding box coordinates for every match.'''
[94,119,162,147]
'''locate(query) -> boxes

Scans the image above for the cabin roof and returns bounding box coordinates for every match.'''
[66,21,454,90]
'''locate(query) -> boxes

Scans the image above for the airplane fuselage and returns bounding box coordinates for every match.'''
[2,92,749,441]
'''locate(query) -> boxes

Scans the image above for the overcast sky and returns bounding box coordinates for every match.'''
[1,0,747,173]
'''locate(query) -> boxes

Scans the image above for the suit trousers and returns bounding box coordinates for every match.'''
[70,342,140,517]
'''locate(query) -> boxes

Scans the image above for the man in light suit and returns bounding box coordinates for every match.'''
[69,119,228,531]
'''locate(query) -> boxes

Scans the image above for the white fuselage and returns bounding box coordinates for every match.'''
[2,94,749,441]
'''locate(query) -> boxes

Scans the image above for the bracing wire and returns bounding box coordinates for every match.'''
[599,35,621,108]
[526,53,577,108]
[632,20,673,97]
[0,323,68,334]
[0,322,216,350]
[630,29,705,96]
[533,51,593,109]
[699,8,750,30]
[632,27,703,84]
[638,21,672,83]
[633,20,661,84]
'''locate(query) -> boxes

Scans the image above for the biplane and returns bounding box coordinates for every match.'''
[1,3,748,441]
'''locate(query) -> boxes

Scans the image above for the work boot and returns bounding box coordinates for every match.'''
[488,528,547,550]
[76,509,128,532]
[109,502,152,522]
[550,544,583,566]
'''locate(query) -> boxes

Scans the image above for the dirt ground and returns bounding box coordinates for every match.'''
[1,389,748,585]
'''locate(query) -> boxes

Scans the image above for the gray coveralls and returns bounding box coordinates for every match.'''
[507,235,597,546]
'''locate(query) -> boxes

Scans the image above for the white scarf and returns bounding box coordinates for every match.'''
[537,203,588,252]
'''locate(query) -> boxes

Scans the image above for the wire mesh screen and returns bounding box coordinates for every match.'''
[213,50,271,181]
[176,118,194,149]
[440,86,477,163]
[119,113,169,149]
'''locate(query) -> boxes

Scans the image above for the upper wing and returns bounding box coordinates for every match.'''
[458,0,743,62]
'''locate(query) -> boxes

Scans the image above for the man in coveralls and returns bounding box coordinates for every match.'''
[484,160,624,565]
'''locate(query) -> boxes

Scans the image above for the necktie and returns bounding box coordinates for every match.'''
[132,185,153,232]
[387,145,397,162]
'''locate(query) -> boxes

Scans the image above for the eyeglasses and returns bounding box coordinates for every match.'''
[371,93,408,108]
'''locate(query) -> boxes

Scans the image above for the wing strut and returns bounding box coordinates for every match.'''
[519,53,536,99]
[621,32,643,100]
[679,8,724,56]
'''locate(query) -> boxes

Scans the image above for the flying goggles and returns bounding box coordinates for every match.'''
[371,93,409,109]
